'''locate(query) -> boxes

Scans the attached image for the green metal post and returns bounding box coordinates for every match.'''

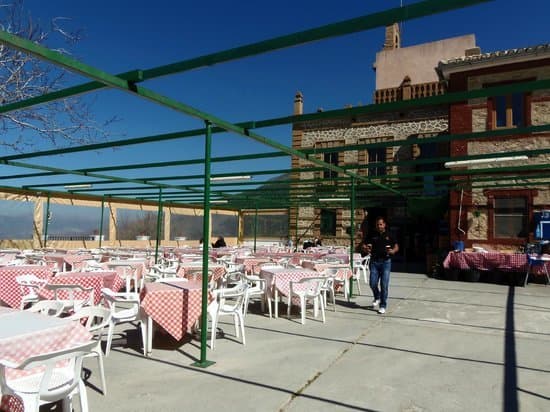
[99,197,105,248]
[287,207,292,251]
[295,207,299,250]
[44,194,51,248]
[154,189,163,264]
[253,205,258,253]
[349,178,356,300]
[193,121,215,368]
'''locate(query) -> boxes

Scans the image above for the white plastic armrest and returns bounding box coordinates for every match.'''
[0,358,19,369]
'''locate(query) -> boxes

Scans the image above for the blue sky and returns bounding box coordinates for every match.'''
[2,0,549,191]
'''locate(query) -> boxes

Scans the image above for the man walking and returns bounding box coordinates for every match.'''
[366,217,399,314]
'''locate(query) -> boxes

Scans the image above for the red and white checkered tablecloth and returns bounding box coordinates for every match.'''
[43,253,93,272]
[443,252,549,275]
[38,271,124,305]
[234,257,273,275]
[0,252,20,266]
[0,265,53,309]
[140,281,204,340]
[300,261,352,280]
[0,307,91,412]
[101,260,147,282]
[260,268,320,305]
[177,264,226,282]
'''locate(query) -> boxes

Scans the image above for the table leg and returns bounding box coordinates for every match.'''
[147,316,153,356]
[274,288,278,318]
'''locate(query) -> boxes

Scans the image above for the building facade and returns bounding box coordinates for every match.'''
[290,26,477,263]
[439,44,550,251]
[291,26,550,264]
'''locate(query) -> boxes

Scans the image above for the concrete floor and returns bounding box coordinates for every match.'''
[82,272,550,412]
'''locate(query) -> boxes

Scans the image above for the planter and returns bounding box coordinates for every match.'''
[136,235,150,241]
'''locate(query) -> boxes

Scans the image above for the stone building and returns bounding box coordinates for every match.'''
[438,44,550,251]
[290,25,478,263]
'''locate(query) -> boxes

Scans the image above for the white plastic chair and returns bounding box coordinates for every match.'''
[258,263,283,271]
[15,274,47,309]
[45,284,95,314]
[225,262,244,274]
[328,267,349,301]
[208,282,248,349]
[25,300,64,317]
[118,264,140,293]
[146,260,178,282]
[354,255,371,284]
[320,269,337,311]
[0,340,96,412]
[82,259,104,272]
[101,288,147,356]
[242,273,271,318]
[287,277,326,325]
[349,264,362,295]
[69,306,112,396]
[524,253,550,286]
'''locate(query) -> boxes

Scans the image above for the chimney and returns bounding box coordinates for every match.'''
[293,91,303,115]
[465,47,481,57]
[383,23,401,50]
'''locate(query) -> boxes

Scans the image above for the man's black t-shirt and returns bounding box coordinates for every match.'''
[367,231,397,260]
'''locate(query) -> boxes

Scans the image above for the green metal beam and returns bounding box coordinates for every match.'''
[0,0,491,116]
[4,159,202,194]
[16,141,550,192]
[3,120,548,188]
[0,29,389,194]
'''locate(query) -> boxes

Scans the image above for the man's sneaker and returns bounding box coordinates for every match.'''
[371,299,380,309]
[378,307,386,314]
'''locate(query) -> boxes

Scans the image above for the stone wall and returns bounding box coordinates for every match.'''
[459,64,550,249]
[292,107,449,244]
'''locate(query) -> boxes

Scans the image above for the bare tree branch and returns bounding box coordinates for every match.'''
[0,0,120,152]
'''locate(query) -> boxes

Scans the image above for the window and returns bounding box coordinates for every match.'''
[0,199,34,239]
[170,213,203,240]
[243,213,288,238]
[117,209,162,240]
[212,213,238,238]
[368,147,386,177]
[46,203,110,241]
[320,209,336,236]
[485,78,532,130]
[494,197,527,238]
[492,93,525,128]
[323,152,338,179]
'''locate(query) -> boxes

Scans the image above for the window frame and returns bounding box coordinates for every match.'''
[485,79,532,130]
[323,151,339,179]
[485,189,535,244]
[320,208,337,237]
[367,146,387,177]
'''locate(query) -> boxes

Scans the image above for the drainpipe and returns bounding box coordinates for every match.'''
[457,189,466,238]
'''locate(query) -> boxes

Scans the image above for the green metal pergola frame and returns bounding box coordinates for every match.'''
[0,0,548,367]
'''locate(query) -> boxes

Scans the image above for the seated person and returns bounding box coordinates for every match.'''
[212,236,227,248]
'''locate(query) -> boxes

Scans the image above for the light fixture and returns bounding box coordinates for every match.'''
[318,197,350,202]
[63,184,93,189]
[444,155,528,168]
[210,175,251,182]
[211,200,229,204]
